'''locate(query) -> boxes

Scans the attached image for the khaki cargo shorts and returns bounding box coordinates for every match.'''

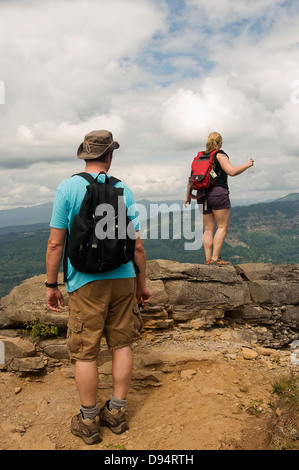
[67,278,142,362]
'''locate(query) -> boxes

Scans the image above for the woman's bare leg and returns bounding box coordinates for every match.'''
[211,209,230,260]
[202,213,215,261]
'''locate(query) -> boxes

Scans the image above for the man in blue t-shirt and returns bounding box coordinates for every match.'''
[46,130,151,445]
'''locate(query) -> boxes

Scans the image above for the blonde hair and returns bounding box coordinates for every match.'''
[206,132,223,153]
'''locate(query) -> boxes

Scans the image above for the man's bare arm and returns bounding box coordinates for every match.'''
[46,227,67,312]
[133,232,151,308]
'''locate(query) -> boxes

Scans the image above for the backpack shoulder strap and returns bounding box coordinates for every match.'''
[72,172,96,185]
[209,149,221,162]
[72,172,122,187]
[196,151,204,159]
[108,176,121,186]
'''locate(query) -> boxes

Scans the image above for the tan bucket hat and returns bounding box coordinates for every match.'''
[77,130,120,160]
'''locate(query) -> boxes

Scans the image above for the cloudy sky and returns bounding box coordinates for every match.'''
[0,0,298,210]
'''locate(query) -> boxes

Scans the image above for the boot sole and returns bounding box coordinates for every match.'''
[101,421,129,435]
[71,428,103,445]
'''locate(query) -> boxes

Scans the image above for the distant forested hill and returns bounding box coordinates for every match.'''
[0,203,53,228]
[142,195,299,265]
[0,194,298,298]
[0,226,50,298]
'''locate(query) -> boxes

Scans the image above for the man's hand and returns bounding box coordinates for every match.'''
[136,286,152,309]
[46,287,65,312]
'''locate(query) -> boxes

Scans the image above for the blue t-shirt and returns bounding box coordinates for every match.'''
[50,172,140,293]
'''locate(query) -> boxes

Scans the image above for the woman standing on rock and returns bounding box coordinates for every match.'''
[184,132,254,265]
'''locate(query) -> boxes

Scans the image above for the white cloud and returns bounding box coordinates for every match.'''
[16,115,125,147]
[0,0,298,210]
[159,77,260,148]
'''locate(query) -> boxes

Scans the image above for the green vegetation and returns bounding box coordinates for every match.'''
[23,316,59,339]
[246,399,264,416]
[103,443,126,450]
[269,371,299,450]
[272,371,299,407]
[0,196,298,298]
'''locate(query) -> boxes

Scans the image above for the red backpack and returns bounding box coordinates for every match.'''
[189,149,219,199]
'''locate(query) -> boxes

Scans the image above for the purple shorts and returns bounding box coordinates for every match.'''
[198,186,231,214]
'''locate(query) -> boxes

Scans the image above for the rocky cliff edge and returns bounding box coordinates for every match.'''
[0,260,298,375]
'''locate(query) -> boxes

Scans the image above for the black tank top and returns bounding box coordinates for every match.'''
[203,150,229,190]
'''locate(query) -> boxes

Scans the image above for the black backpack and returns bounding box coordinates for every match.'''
[63,172,136,281]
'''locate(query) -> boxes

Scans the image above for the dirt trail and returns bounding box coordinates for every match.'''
[0,330,295,451]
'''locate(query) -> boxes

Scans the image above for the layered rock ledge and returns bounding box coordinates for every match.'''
[0,260,298,375]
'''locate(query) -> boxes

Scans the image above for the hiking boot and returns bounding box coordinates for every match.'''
[99,400,129,435]
[71,412,102,445]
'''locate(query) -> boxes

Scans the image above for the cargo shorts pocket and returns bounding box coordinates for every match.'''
[67,317,84,356]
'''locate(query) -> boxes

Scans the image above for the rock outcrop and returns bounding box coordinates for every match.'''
[0,260,298,375]
[146,260,299,346]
